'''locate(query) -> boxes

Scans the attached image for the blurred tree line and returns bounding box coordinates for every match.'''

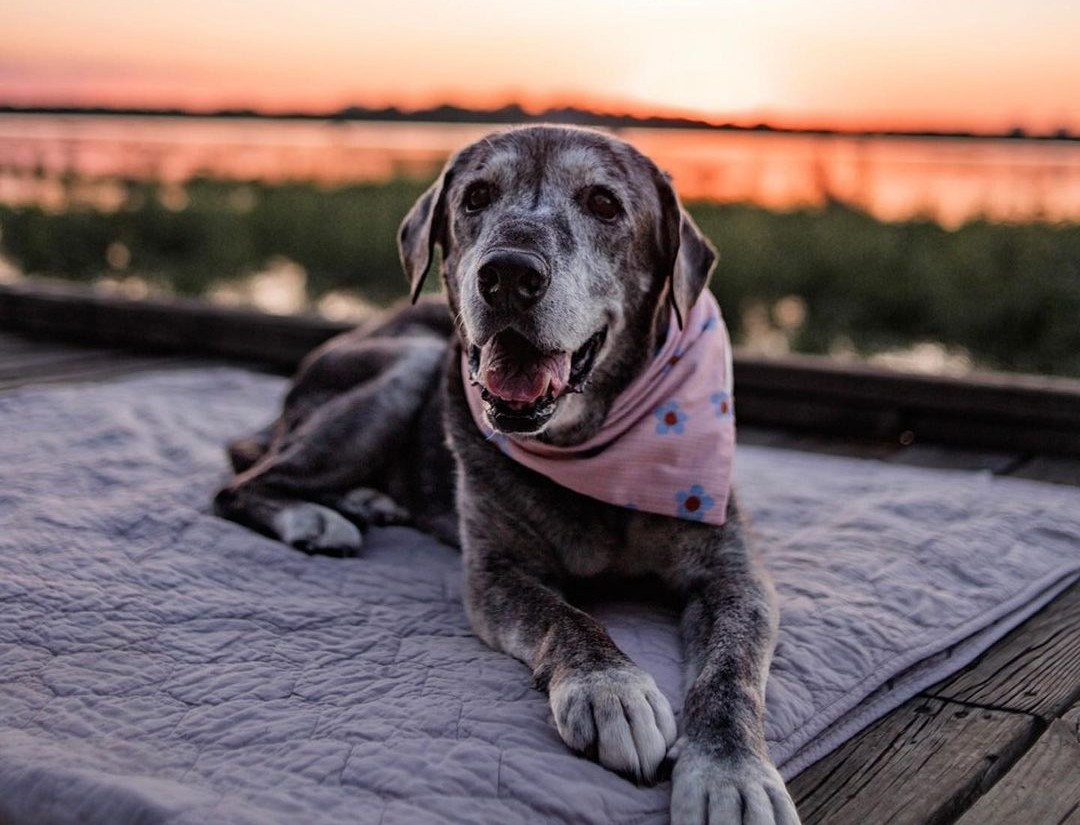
[1,176,1078,376]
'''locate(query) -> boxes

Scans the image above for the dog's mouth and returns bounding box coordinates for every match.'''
[468,328,607,434]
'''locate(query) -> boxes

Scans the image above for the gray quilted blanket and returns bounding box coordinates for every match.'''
[1,368,1077,825]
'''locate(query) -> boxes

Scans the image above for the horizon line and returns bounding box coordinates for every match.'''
[1,101,1076,143]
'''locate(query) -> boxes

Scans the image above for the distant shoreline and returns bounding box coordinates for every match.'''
[1,103,1076,144]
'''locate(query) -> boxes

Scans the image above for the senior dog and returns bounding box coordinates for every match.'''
[215,125,801,825]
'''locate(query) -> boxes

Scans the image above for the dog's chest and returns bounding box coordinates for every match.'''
[548,507,675,579]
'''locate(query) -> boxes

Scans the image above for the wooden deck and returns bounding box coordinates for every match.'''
[2,297,1078,825]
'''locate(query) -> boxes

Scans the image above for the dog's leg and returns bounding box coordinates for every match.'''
[666,497,800,825]
[462,551,677,783]
[211,482,360,556]
[272,501,363,556]
[215,340,445,554]
[227,422,276,473]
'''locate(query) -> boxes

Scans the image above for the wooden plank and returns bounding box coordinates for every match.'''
[733,389,911,445]
[0,328,243,389]
[0,280,350,369]
[736,352,1080,425]
[732,425,793,448]
[740,427,900,461]
[0,352,205,391]
[903,410,1080,459]
[1010,455,1080,487]
[7,281,1080,452]
[788,696,1038,825]
[953,702,1080,825]
[742,427,1034,471]
[0,331,78,356]
[927,583,1080,718]
[0,345,129,378]
[887,443,1022,474]
[1067,700,1080,733]
[734,356,1080,455]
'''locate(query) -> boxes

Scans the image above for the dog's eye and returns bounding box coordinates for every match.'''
[585,187,621,221]
[464,182,493,212]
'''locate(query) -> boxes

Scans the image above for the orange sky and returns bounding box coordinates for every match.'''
[3,0,1079,132]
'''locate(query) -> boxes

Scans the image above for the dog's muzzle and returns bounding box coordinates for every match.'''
[467,327,607,434]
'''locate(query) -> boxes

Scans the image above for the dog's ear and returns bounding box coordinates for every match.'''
[654,171,717,329]
[398,154,460,303]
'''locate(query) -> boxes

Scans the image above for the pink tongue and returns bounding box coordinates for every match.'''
[479,334,571,405]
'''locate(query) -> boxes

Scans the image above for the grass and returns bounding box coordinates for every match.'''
[695,206,1080,376]
[2,175,1079,377]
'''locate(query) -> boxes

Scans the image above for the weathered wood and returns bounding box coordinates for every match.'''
[788,696,1038,825]
[739,426,900,460]
[1011,455,1080,487]
[0,280,351,369]
[735,354,1080,455]
[0,356,201,390]
[1066,699,1080,732]
[887,443,1023,474]
[5,280,1080,453]
[737,352,1080,420]
[928,583,1080,718]
[0,332,204,389]
[729,388,908,443]
[953,702,1080,825]
[0,338,128,376]
[0,333,76,357]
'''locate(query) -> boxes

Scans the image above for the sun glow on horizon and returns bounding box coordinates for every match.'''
[3,0,1079,134]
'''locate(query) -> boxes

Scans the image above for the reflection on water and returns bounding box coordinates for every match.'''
[59,260,980,375]
[0,254,20,284]
[207,258,310,315]
[3,115,1078,377]
[96,257,379,322]
[2,115,1079,226]
[864,342,973,376]
[625,128,1080,226]
[206,258,377,322]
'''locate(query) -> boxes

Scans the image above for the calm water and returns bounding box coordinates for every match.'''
[2,114,1080,226]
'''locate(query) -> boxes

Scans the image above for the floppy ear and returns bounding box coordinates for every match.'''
[398,159,456,303]
[654,172,717,329]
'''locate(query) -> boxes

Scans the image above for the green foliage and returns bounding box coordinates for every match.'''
[1,177,1078,376]
[0,177,429,301]
[240,178,429,302]
[693,203,1080,375]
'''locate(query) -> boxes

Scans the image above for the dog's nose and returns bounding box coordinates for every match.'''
[477,251,550,311]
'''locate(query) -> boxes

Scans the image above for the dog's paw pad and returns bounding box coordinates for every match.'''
[274,504,363,557]
[337,487,411,526]
[549,664,677,784]
[670,746,801,825]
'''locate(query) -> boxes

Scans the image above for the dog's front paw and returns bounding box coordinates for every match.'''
[273,503,362,557]
[549,665,677,783]
[670,742,800,825]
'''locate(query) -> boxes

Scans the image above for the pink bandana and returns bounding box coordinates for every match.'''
[463,293,735,526]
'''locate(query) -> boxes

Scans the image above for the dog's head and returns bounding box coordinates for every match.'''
[399,125,716,443]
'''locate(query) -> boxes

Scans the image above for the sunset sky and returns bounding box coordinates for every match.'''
[3,0,1079,132]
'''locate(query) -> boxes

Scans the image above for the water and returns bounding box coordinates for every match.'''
[2,114,1079,226]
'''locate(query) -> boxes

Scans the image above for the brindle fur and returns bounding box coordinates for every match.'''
[214,125,800,825]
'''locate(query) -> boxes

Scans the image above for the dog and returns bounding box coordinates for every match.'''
[215,125,801,825]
